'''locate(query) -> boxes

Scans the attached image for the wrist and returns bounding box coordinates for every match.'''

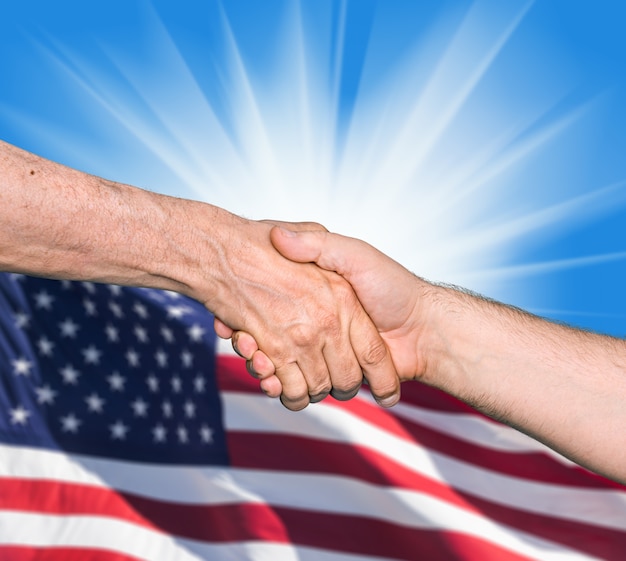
[413,282,481,390]
[138,192,242,302]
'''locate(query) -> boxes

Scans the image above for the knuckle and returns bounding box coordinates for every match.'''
[287,322,318,347]
[309,381,332,402]
[359,339,389,367]
[329,360,363,399]
[319,312,341,338]
[330,365,362,392]
[280,394,309,411]
[302,221,328,232]
[251,353,275,378]
[372,380,399,401]
[309,391,330,404]
[331,385,361,401]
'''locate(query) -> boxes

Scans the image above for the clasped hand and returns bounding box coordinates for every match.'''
[211,220,401,411]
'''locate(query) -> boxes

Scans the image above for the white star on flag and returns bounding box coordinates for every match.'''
[85,393,105,413]
[126,348,140,367]
[105,324,119,342]
[107,372,126,391]
[155,349,168,367]
[60,364,80,385]
[59,318,80,338]
[160,326,175,343]
[34,290,54,310]
[10,406,31,425]
[152,424,167,442]
[60,413,81,433]
[14,311,30,329]
[187,324,206,342]
[35,385,57,405]
[82,345,102,365]
[12,357,33,376]
[131,398,149,417]
[110,420,129,440]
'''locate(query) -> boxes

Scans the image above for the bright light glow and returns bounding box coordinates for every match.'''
[6,1,626,321]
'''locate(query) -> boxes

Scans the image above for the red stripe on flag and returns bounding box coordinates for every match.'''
[217,355,620,488]
[228,432,626,560]
[0,479,290,544]
[323,396,617,489]
[0,547,143,561]
[265,505,540,561]
[216,354,626,560]
[0,477,543,561]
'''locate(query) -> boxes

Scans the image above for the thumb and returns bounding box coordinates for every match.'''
[270,227,323,263]
[271,226,418,335]
[270,226,361,279]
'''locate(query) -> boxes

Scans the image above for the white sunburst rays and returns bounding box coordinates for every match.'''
[22,8,252,202]
[342,1,534,200]
[326,1,567,280]
[12,0,626,310]
[4,1,339,218]
[396,103,604,288]
[326,2,626,300]
[210,1,343,221]
[458,179,626,278]
[69,3,341,222]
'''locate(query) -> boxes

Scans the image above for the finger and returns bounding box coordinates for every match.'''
[276,362,312,411]
[250,349,276,378]
[270,227,345,271]
[251,343,329,403]
[350,310,401,408]
[232,331,260,360]
[270,226,381,282]
[329,384,361,402]
[213,317,234,339]
[321,333,363,402]
[259,375,282,398]
[292,343,335,403]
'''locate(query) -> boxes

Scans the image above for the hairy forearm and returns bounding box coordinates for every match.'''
[421,282,626,481]
[264,227,626,477]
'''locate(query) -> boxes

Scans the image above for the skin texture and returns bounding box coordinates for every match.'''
[230,227,626,484]
[0,140,400,411]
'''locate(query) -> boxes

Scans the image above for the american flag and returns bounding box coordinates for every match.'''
[0,273,625,560]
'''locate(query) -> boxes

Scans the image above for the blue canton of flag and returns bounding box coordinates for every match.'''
[0,273,228,465]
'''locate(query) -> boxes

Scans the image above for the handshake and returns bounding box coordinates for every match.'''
[214,221,626,485]
[211,219,626,484]
[3,138,625,483]
[213,221,425,412]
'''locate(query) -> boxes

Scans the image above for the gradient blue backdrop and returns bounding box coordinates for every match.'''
[1,0,625,336]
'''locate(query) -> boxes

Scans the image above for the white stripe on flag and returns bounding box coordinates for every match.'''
[0,510,430,561]
[0,444,608,561]
[222,392,626,530]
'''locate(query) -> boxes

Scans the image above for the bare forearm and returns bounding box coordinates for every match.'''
[0,139,233,296]
[265,228,626,478]
[421,283,626,481]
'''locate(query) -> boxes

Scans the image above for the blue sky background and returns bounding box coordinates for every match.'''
[1,0,625,336]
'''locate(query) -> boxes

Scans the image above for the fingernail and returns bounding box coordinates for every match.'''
[278,226,297,237]
[377,394,399,408]
[245,360,258,378]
